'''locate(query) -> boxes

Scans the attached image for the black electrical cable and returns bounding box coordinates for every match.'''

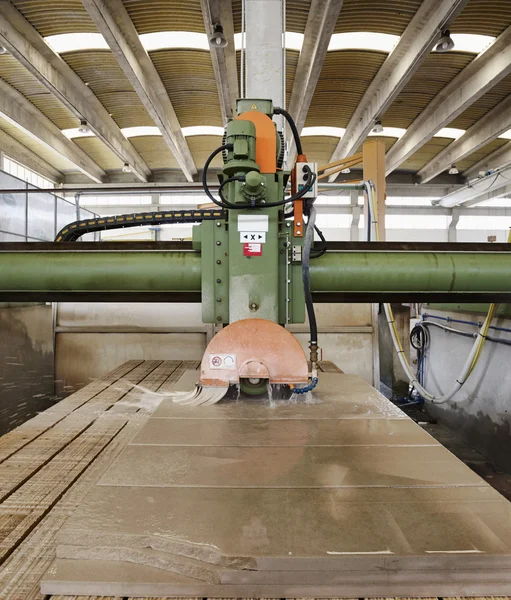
[202,145,316,209]
[273,107,303,156]
[410,322,430,386]
[218,176,246,208]
[202,143,234,209]
[311,224,327,258]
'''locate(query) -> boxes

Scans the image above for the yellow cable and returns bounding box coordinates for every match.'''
[368,182,499,388]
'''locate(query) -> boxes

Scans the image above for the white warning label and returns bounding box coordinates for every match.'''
[209,353,237,370]
[240,231,266,243]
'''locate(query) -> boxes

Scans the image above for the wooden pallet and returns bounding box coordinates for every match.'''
[0,359,502,600]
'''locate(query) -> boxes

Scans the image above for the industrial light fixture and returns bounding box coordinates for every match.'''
[0,46,8,55]
[449,164,459,175]
[435,29,455,53]
[209,23,228,48]
[372,119,383,134]
[78,120,90,134]
[341,167,351,174]
[122,162,132,173]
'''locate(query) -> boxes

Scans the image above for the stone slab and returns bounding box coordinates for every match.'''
[44,371,511,597]
[97,444,484,488]
[130,416,440,447]
[42,557,511,597]
[56,486,511,565]
[152,372,407,420]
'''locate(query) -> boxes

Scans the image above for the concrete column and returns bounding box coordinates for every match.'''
[448,208,460,243]
[245,0,284,129]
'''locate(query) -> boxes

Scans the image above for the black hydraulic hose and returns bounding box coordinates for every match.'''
[274,107,303,155]
[303,205,318,347]
[202,144,233,209]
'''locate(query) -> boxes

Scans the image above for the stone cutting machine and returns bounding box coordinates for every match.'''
[3,100,511,406]
[183,98,320,404]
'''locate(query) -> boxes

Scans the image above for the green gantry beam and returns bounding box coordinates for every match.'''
[1,248,511,303]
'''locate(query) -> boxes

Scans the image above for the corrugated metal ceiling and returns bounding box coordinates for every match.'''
[1,0,510,179]
[10,0,97,36]
[123,0,205,34]
[306,51,387,128]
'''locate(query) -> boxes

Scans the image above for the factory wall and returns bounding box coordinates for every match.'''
[55,302,378,391]
[422,307,511,472]
[0,304,55,435]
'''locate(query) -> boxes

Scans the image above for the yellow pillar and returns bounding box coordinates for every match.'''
[363,139,386,241]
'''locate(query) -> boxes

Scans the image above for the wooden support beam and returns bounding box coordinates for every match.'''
[363,139,386,241]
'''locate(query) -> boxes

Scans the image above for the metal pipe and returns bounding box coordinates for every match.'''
[1,246,511,302]
[309,251,511,295]
[0,250,200,296]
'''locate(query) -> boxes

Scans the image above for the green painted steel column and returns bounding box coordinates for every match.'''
[310,252,511,293]
[0,251,201,292]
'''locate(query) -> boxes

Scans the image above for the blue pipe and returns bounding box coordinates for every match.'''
[422,312,511,334]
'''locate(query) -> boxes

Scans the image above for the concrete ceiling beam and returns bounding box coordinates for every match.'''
[0,129,64,183]
[0,0,151,182]
[287,0,344,160]
[82,0,197,183]
[326,0,470,181]
[386,25,511,174]
[200,0,238,122]
[463,141,511,178]
[418,94,511,183]
[0,78,106,182]
[437,163,511,206]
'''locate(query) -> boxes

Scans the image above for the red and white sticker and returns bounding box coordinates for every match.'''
[209,354,236,370]
[243,243,262,256]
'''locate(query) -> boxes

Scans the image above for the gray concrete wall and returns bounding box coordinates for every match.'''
[0,304,55,434]
[55,302,379,392]
[423,308,511,472]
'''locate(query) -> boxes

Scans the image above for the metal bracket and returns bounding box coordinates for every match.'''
[292,245,302,262]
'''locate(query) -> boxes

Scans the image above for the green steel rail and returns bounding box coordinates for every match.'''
[1,242,511,303]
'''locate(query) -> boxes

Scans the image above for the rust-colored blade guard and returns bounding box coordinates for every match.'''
[201,318,309,387]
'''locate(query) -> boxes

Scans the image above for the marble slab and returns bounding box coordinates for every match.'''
[57,485,511,566]
[130,416,440,447]
[44,370,511,597]
[42,557,511,598]
[152,371,408,420]
[97,444,483,488]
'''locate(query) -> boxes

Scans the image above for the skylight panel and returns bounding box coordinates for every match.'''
[450,34,495,54]
[181,126,224,137]
[121,127,162,138]
[301,127,345,137]
[139,31,210,51]
[434,128,465,139]
[328,32,399,53]
[45,33,109,53]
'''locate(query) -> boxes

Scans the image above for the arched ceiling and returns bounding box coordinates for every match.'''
[0,0,510,185]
